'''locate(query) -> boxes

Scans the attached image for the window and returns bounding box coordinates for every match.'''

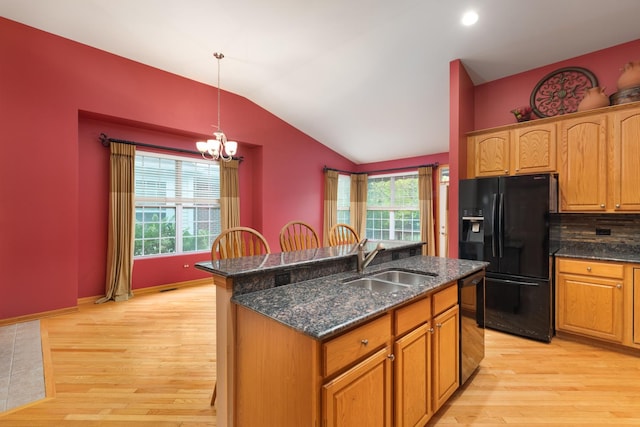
[337,174,351,224]
[366,172,420,241]
[134,152,221,257]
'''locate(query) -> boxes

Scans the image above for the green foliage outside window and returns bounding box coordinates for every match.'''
[366,174,419,241]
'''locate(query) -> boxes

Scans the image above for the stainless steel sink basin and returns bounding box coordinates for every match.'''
[345,278,410,293]
[370,270,434,285]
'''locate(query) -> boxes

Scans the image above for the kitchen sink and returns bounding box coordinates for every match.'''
[345,278,410,293]
[370,270,435,285]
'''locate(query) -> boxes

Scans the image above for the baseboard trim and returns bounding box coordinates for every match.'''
[1,278,213,326]
[556,330,640,357]
[0,307,78,327]
[77,277,213,305]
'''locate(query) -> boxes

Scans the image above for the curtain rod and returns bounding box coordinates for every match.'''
[323,162,439,175]
[99,133,243,160]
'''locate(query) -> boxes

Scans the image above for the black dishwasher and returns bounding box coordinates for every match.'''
[458,270,485,384]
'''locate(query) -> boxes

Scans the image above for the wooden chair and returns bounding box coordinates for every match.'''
[211,226,271,260]
[279,220,320,252]
[210,226,271,405]
[328,223,360,246]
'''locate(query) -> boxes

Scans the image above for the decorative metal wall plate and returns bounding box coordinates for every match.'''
[530,67,598,117]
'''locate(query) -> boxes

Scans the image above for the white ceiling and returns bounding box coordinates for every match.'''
[2,0,640,164]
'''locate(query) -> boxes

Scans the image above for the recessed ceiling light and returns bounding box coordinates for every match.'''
[461,10,479,26]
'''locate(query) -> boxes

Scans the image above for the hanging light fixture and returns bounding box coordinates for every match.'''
[196,52,238,161]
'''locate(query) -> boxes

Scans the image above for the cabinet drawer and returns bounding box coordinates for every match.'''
[323,313,391,377]
[433,284,458,315]
[395,296,431,336]
[557,258,624,279]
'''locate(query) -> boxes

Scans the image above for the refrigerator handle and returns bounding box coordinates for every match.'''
[491,193,498,258]
[498,192,504,258]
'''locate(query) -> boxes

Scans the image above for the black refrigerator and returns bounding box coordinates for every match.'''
[458,174,556,342]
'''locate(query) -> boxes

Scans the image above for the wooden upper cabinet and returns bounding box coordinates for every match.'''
[469,124,557,178]
[558,114,608,211]
[612,108,640,211]
[471,130,510,177]
[512,122,557,175]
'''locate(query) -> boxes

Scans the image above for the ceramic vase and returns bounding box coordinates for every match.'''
[617,61,640,91]
[577,87,610,112]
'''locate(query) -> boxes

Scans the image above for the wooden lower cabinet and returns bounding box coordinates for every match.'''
[634,269,640,345]
[235,282,462,427]
[556,258,624,343]
[432,304,460,411]
[394,323,432,427]
[323,347,393,427]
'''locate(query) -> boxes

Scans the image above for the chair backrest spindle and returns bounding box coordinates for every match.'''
[279,221,320,252]
[211,226,271,260]
[328,223,360,246]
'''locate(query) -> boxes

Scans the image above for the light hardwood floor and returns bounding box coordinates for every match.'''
[1,285,217,427]
[2,284,640,426]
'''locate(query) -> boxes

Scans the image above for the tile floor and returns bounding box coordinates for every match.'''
[0,320,45,412]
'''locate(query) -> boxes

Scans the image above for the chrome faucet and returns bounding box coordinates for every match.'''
[357,238,385,274]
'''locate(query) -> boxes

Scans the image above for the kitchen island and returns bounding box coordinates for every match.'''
[196,241,486,427]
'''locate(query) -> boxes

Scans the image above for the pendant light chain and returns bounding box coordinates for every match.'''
[214,52,224,131]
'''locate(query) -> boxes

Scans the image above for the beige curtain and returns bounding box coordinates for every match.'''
[97,142,135,303]
[350,173,367,240]
[220,159,240,230]
[419,166,436,256]
[323,169,339,246]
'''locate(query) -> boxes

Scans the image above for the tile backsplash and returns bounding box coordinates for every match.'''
[552,213,640,246]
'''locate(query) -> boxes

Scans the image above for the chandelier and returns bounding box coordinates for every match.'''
[196,52,238,162]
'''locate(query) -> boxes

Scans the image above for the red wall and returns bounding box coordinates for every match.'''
[474,39,640,130]
[449,60,476,258]
[355,153,449,175]
[0,17,353,318]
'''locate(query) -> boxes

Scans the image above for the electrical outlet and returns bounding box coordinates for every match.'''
[595,228,611,236]
[275,272,291,286]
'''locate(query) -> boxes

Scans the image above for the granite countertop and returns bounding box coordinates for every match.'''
[555,242,640,263]
[194,240,422,278]
[232,256,487,341]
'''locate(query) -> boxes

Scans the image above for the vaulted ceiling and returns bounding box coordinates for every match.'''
[2,0,639,163]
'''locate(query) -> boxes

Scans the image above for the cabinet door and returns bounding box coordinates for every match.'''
[473,131,510,177]
[512,123,557,175]
[558,114,608,211]
[634,269,640,345]
[432,305,459,412]
[394,323,432,427]
[612,108,640,211]
[323,347,392,427]
[556,273,624,343]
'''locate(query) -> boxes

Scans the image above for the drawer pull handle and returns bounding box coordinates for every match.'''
[616,204,621,208]
[616,284,622,289]
[360,339,369,346]
[600,204,605,208]
[387,354,395,362]
[428,327,435,334]
[436,323,443,328]
[587,267,592,272]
